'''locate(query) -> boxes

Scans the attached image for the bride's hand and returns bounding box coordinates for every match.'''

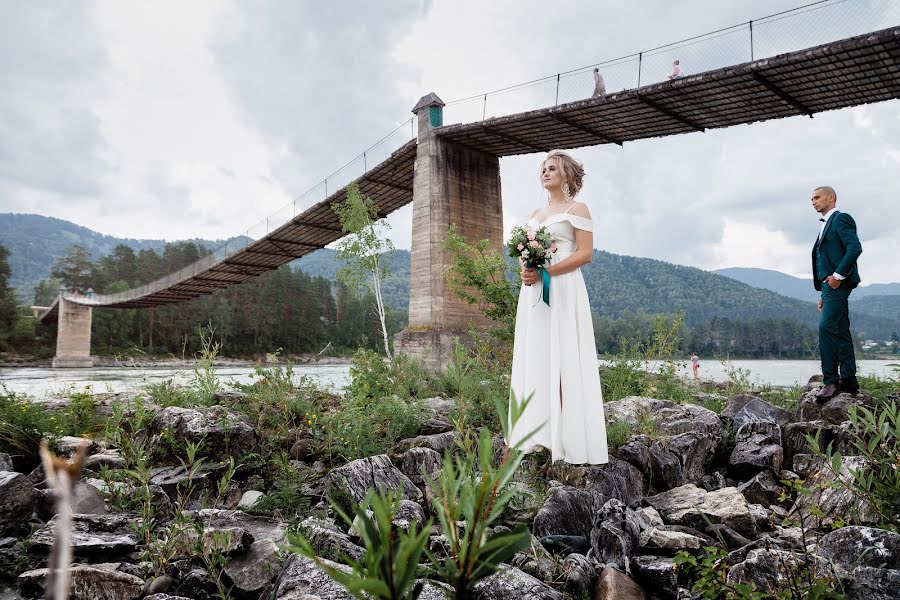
[521,267,538,286]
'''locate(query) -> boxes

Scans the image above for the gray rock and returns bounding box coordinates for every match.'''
[619,438,682,492]
[596,566,646,600]
[420,413,454,435]
[539,534,590,556]
[149,405,258,461]
[18,562,144,600]
[394,431,459,454]
[700,471,727,492]
[178,523,254,557]
[391,446,442,487]
[149,462,224,496]
[747,503,771,532]
[53,435,98,457]
[703,524,752,550]
[298,516,365,563]
[721,394,763,419]
[533,485,603,538]
[326,454,423,505]
[797,390,869,424]
[737,470,786,508]
[423,396,453,416]
[636,506,665,530]
[560,458,647,507]
[143,575,176,596]
[29,513,140,558]
[238,490,264,510]
[644,484,756,537]
[562,553,596,598]
[727,548,808,594]
[189,509,285,545]
[395,499,427,526]
[0,453,13,471]
[639,526,705,555]
[791,456,878,527]
[730,398,792,429]
[70,480,109,515]
[0,471,35,535]
[631,555,678,599]
[273,554,355,599]
[84,448,125,471]
[606,397,725,488]
[847,566,900,600]
[225,538,286,593]
[472,566,565,599]
[590,498,642,572]
[817,526,900,577]
[729,421,783,475]
[782,420,851,469]
[144,595,194,600]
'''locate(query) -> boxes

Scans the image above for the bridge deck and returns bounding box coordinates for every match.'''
[40,26,900,322]
[437,27,900,154]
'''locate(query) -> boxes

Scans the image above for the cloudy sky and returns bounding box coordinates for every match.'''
[2,0,898,282]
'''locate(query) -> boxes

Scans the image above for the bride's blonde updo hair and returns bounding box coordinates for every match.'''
[541,149,585,198]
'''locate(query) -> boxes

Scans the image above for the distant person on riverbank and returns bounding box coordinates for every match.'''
[691,352,700,380]
[668,59,684,81]
[811,185,862,401]
[592,68,607,98]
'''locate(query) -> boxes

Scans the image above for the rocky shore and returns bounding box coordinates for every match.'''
[1,378,899,599]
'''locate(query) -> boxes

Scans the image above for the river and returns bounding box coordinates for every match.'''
[1,359,897,399]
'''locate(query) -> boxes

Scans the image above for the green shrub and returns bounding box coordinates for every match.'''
[606,420,632,452]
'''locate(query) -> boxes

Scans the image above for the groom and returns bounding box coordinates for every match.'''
[810,186,862,400]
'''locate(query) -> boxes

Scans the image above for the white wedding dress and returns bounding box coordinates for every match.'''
[508,204,608,464]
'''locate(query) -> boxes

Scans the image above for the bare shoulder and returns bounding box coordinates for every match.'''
[570,202,592,219]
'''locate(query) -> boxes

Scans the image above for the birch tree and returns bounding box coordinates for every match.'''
[332,184,394,358]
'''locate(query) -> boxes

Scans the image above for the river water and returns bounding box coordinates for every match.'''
[1,360,897,399]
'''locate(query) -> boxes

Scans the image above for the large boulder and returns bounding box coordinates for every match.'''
[729,421,783,476]
[472,566,565,600]
[325,454,423,506]
[737,470,786,508]
[727,548,810,594]
[791,456,878,527]
[18,562,144,600]
[782,420,851,469]
[533,484,603,538]
[724,396,792,429]
[605,397,725,489]
[562,553,596,598]
[391,446,442,487]
[0,471,35,535]
[224,539,286,594]
[28,514,140,560]
[394,431,459,454]
[595,566,646,600]
[638,526,706,556]
[188,509,286,545]
[816,526,900,577]
[297,516,365,563]
[149,405,258,461]
[631,555,678,599]
[273,554,353,599]
[847,566,900,600]
[644,484,756,537]
[590,498,642,572]
[797,391,869,424]
[560,458,647,506]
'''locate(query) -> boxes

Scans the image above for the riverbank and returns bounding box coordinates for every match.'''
[1,349,898,599]
[0,353,353,369]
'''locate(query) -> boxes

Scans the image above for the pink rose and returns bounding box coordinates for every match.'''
[517,243,524,251]
[528,240,540,248]
[527,230,536,241]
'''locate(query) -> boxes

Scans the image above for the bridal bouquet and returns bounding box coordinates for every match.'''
[507,225,557,305]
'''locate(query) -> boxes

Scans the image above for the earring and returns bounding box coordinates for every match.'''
[563,182,571,200]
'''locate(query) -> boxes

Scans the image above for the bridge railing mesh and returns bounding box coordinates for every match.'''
[71,0,898,307]
[73,118,417,306]
[443,0,900,124]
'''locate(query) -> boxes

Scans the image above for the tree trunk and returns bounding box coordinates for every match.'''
[372,269,391,360]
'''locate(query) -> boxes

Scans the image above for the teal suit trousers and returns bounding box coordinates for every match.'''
[820,286,856,385]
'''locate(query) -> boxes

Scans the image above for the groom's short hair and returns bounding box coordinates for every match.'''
[814,185,837,201]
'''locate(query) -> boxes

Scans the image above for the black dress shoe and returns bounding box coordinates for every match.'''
[840,379,860,396]
[816,383,840,403]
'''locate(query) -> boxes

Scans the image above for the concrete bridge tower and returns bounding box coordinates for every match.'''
[52,296,94,368]
[394,93,505,369]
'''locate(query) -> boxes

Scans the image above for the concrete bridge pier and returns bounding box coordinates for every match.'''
[52,297,94,368]
[394,93,504,370]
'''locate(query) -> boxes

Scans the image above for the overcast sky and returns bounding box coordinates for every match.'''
[1,0,898,283]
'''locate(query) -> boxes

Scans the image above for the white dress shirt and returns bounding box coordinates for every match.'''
[818,207,844,280]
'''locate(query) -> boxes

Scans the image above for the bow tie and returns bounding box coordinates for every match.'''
[819,218,826,222]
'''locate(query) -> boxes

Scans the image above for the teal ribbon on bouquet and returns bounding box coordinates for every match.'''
[527,262,551,307]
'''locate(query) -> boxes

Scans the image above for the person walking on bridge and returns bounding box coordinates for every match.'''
[592,68,606,98]
[810,186,862,401]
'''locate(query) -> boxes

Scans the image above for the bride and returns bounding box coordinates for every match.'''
[508,149,608,465]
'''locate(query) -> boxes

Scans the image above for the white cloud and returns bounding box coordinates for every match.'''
[0,0,897,285]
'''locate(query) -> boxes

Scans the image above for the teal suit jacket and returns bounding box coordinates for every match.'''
[812,210,862,292]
